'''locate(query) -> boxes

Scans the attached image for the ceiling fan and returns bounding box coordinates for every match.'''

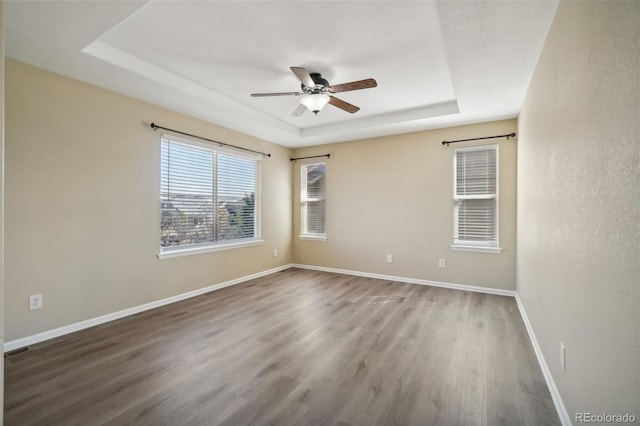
[251,66,377,116]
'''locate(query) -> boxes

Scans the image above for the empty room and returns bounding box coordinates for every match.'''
[1,1,638,425]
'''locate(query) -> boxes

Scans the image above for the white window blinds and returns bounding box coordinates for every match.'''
[453,145,499,250]
[300,162,326,238]
[161,136,260,253]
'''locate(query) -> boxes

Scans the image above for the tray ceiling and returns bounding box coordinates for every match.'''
[6,1,558,147]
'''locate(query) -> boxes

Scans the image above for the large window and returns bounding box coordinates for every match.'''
[452,145,501,253]
[300,162,326,240]
[160,135,261,257]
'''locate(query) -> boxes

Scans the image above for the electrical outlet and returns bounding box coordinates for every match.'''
[560,343,566,370]
[273,248,278,257]
[439,259,446,268]
[386,254,393,263]
[29,294,43,310]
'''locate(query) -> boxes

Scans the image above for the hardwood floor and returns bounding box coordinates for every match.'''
[4,268,559,425]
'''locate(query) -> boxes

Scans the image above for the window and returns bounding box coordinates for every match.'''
[160,135,261,257]
[452,145,501,253]
[300,162,326,240]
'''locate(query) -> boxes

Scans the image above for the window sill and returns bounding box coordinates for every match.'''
[158,239,264,260]
[299,234,327,242]
[450,245,502,254]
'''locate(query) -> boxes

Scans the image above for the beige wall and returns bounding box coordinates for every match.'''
[517,1,640,420]
[1,0,5,418]
[292,119,517,290]
[5,60,292,341]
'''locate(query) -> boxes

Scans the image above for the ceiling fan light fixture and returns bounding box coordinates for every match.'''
[300,94,330,115]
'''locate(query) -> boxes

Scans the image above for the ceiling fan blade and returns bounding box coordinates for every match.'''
[251,92,303,97]
[329,78,377,93]
[291,104,306,117]
[329,96,360,114]
[290,66,315,88]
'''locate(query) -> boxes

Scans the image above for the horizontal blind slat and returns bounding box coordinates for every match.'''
[301,163,326,235]
[454,146,498,246]
[161,138,260,249]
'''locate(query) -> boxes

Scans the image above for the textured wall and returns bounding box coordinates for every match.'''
[1,0,5,414]
[5,60,292,341]
[292,119,517,290]
[517,0,640,420]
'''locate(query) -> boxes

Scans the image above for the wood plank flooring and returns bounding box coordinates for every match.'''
[4,268,559,425]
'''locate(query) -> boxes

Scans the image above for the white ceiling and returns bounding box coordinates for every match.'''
[5,1,558,148]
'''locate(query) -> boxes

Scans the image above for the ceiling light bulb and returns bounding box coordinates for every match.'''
[300,94,330,115]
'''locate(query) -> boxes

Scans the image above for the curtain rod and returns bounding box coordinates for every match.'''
[442,132,516,146]
[290,154,330,162]
[150,123,271,157]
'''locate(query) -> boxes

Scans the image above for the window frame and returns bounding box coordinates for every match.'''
[158,134,262,259]
[451,144,502,254]
[299,161,327,241]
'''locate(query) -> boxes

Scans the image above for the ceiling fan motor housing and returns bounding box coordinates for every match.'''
[302,73,330,94]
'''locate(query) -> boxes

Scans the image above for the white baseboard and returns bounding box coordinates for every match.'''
[5,261,569,426]
[515,294,572,426]
[291,263,517,297]
[293,263,570,425]
[4,263,294,352]
[6,263,514,353]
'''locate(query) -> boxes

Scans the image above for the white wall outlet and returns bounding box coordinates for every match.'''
[273,248,278,257]
[439,259,446,268]
[29,294,43,310]
[560,343,566,370]
[386,254,393,263]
